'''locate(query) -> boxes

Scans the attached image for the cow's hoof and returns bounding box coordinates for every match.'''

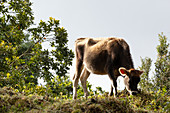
[109,92,113,96]
[73,95,77,100]
[131,92,137,95]
[114,95,117,98]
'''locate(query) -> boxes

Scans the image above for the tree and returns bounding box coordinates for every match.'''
[0,0,36,89]
[138,57,153,92]
[0,0,74,95]
[139,33,169,95]
[154,33,170,94]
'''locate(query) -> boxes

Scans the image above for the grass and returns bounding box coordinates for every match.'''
[0,87,169,113]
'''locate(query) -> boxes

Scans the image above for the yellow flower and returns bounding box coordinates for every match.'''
[54,97,58,100]
[23,86,26,89]
[28,94,33,97]
[1,41,5,45]
[49,17,53,20]
[30,75,34,78]
[7,73,10,78]
[5,57,9,61]
[52,79,54,83]
[15,89,19,93]
[5,45,8,49]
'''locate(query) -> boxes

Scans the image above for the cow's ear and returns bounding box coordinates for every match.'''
[119,67,128,76]
[138,70,144,76]
[133,70,144,77]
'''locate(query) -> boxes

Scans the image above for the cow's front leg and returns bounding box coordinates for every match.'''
[109,85,113,96]
[109,77,117,97]
[107,68,117,97]
[113,77,117,97]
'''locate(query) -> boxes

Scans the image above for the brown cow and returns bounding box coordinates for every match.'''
[73,37,143,99]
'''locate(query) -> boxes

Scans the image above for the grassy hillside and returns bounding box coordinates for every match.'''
[0,87,169,113]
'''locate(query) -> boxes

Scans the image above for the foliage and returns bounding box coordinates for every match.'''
[47,75,73,98]
[138,57,153,92]
[0,0,74,97]
[154,33,170,93]
[139,33,169,93]
[138,33,170,112]
[77,82,105,98]
[0,0,35,89]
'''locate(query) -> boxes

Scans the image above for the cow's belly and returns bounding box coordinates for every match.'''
[83,50,108,75]
[84,63,107,75]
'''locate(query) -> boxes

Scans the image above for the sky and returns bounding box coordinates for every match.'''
[31,0,170,92]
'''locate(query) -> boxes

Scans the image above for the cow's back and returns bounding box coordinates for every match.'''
[77,37,129,54]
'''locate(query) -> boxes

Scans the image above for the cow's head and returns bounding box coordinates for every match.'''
[119,67,143,95]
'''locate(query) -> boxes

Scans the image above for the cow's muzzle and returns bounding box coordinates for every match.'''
[130,90,140,95]
[131,91,138,95]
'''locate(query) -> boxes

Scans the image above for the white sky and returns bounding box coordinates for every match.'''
[31,0,170,92]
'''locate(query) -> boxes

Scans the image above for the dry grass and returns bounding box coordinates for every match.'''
[0,87,169,113]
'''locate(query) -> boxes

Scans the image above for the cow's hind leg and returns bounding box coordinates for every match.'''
[73,59,83,99]
[109,85,113,96]
[80,68,90,99]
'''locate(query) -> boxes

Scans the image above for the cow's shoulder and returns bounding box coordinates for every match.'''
[117,38,129,50]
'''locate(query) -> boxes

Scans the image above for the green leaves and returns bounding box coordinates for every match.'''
[139,33,169,94]
[139,57,152,93]
[154,33,170,93]
[157,33,169,56]
[0,0,74,98]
